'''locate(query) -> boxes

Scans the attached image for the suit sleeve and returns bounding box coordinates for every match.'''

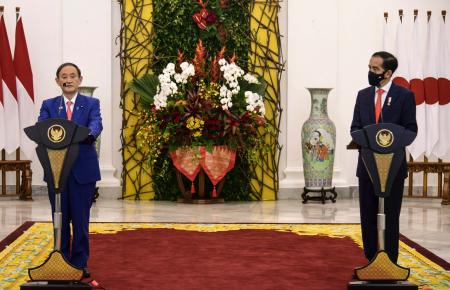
[38,100,50,121]
[401,90,418,133]
[87,98,103,138]
[350,92,362,133]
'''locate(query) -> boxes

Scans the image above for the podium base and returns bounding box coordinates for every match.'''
[20,281,92,289]
[348,281,418,289]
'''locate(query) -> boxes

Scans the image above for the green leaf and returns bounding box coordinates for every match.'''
[129,74,159,107]
[255,77,267,98]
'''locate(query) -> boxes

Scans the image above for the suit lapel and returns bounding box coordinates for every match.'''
[71,94,86,123]
[382,83,400,119]
[55,96,67,119]
[367,86,376,124]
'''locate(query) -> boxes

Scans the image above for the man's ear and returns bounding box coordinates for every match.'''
[385,70,393,79]
[55,77,60,85]
[79,76,83,83]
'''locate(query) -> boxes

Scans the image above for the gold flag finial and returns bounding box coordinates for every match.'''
[398,9,403,23]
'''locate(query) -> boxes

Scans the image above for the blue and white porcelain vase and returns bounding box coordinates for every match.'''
[301,88,336,189]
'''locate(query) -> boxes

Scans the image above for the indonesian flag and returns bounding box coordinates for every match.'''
[433,15,450,158]
[14,16,36,159]
[423,15,440,157]
[0,60,4,150]
[407,13,426,160]
[393,15,410,88]
[0,14,20,154]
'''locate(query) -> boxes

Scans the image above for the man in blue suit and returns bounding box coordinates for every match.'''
[350,52,417,263]
[38,63,102,278]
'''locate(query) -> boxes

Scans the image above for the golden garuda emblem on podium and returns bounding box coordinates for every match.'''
[376,129,394,147]
[47,125,66,143]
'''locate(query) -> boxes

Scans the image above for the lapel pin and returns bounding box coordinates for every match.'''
[387,97,392,106]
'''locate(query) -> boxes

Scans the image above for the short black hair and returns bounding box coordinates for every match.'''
[56,62,82,78]
[371,51,398,74]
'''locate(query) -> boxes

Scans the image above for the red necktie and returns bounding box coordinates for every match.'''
[375,88,384,123]
[66,101,73,121]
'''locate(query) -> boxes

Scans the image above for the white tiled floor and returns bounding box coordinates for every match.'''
[1,193,449,262]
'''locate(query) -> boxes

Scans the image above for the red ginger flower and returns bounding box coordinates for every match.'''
[229,53,237,64]
[219,0,228,8]
[177,50,184,65]
[211,47,226,83]
[193,39,206,78]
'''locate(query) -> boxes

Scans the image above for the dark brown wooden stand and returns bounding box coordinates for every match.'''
[176,169,225,204]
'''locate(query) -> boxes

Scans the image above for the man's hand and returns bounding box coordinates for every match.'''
[81,134,96,145]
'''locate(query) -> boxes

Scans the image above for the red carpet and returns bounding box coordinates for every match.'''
[88,228,367,290]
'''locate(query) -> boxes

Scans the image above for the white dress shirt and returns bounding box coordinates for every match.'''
[63,93,78,113]
[374,80,392,109]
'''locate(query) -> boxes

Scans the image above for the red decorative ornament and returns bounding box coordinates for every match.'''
[200,146,236,198]
[170,147,202,195]
[170,146,236,199]
[192,0,216,30]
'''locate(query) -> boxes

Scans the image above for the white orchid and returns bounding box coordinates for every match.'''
[244,73,259,84]
[153,62,197,110]
[245,91,265,116]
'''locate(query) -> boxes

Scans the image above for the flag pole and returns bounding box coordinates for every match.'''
[15,7,21,195]
[0,6,4,197]
[438,10,447,198]
[407,10,416,198]
[1,150,5,195]
[422,10,432,198]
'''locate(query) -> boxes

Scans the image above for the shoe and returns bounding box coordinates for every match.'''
[83,268,91,278]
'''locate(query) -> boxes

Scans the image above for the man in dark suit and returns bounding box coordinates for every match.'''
[350,51,417,263]
[38,63,102,277]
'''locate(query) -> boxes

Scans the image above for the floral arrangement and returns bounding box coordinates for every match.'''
[130,40,267,164]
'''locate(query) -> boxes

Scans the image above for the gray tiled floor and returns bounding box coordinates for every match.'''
[1,194,449,262]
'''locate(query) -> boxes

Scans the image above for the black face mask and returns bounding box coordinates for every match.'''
[368,71,385,87]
